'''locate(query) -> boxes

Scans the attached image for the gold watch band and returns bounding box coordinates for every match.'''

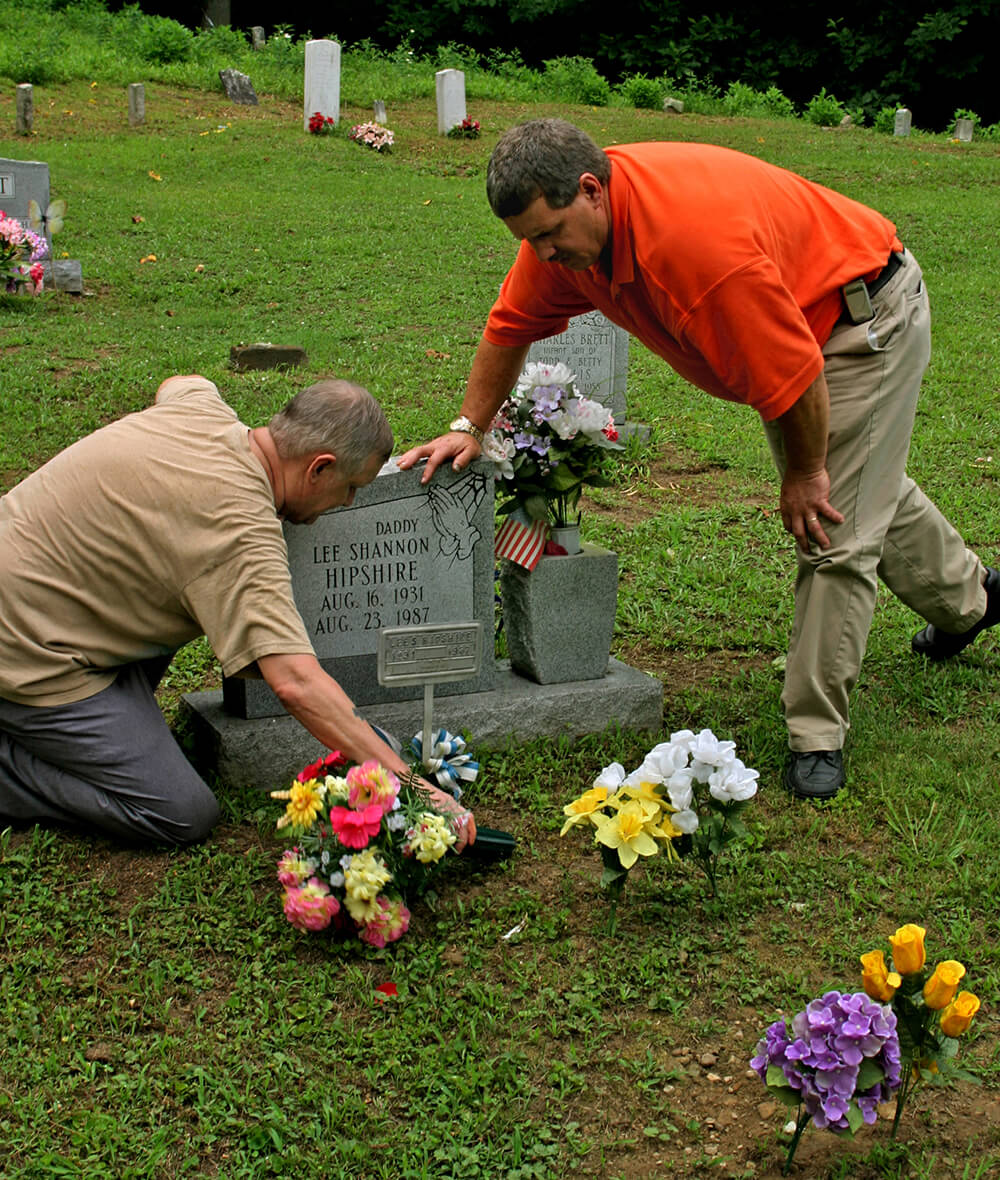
[449,415,485,445]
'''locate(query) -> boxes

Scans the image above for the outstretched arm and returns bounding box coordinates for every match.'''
[396,337,529,482]
[258,651,476,849]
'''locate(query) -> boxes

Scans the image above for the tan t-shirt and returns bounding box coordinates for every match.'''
[0,376,314,706]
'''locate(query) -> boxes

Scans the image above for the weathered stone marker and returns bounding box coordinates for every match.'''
[128,83,145,127]
[15,84,32,135]
[230,343,308,371]
[219,69,258,105]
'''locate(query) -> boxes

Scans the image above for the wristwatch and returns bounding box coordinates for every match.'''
[449,415,485,445]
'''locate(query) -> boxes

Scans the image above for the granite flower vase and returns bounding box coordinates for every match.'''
[500,542,618,684]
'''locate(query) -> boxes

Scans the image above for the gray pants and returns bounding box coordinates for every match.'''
[763,250,985,750]
[0,658,220,845]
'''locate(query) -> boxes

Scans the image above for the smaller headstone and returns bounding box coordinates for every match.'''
[954,118,974,142]
[41,259,83,295]
[527,310,630,426]
[15,84,33,135]
[839,114,853,128]
[251,26,266,51]
[662,97,684,114]
[303,39,340,130]
[0,156,49,241]
[435,69,466,135]
[219,69,258,106]
[127,83,145,128]
[893,108,912,137]
[230,343,308,371]
[373,99,387,124]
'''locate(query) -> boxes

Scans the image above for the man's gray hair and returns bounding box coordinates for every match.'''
[268,379,393,473]
[486,117,611,219]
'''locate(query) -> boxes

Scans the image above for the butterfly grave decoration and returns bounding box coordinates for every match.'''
[28,197,67,241]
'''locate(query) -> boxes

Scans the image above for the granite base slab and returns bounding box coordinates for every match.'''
[181,658,663,792]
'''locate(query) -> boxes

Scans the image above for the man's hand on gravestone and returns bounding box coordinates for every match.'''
[396,431,482,484]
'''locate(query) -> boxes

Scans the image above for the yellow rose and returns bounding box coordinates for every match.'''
[888,924,927,974]
[922,960,966,1009]
[940,991,980,1037]
[860,949,902,1002]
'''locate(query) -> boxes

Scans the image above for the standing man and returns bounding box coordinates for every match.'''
[399,117,997,800]
[0,374,475,847]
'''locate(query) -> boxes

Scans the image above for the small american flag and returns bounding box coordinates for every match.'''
[494,516,549,570]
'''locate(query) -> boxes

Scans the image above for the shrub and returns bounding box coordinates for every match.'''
[0,45,69,85]
[873,106,898,135]
[192,24,247,64]
[543,56,610,106]
[723,81,796,119]
[617,72,663,110]
[804,87,847,126]
[139,15,194,65]
[951,107,979,135]
[435,42,480,71]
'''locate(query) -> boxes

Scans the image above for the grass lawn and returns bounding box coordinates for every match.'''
[2,73,1000,1179]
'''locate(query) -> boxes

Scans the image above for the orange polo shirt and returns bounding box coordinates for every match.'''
[484,141,902,421]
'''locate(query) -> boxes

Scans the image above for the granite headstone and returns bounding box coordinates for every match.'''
[0,157,49,236]
[527,309,629,425]
[223,458,496,718]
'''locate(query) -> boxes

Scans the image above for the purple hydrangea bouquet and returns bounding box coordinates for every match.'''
[483,361,622,528]
[751,990,902,1173]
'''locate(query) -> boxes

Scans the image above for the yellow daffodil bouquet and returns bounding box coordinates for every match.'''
[561,728,760,931]
[860,923,981,1135]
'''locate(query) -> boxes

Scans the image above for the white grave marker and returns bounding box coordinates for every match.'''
[303,39,340,129]
[435,69,466,135]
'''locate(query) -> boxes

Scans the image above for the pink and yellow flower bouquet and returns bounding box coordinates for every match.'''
[272,752,461,947]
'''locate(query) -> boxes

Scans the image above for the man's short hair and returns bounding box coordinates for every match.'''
[486,117,611,219]
[268,379,393,473]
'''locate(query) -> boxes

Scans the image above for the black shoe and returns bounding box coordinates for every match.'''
[912,567,1000,661]
[784,750,844,800]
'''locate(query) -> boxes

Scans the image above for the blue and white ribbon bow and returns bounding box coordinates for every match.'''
[410,729,480,797]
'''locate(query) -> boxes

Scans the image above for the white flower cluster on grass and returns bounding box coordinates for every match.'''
[596,728,760,833]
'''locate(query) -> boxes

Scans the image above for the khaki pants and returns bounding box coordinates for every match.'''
[763,250,986,751]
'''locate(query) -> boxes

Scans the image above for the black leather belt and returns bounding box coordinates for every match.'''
[865,250,904,298]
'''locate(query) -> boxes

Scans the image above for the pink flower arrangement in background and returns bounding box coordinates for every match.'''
[348,121,394,152]
[0,210,48,295]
